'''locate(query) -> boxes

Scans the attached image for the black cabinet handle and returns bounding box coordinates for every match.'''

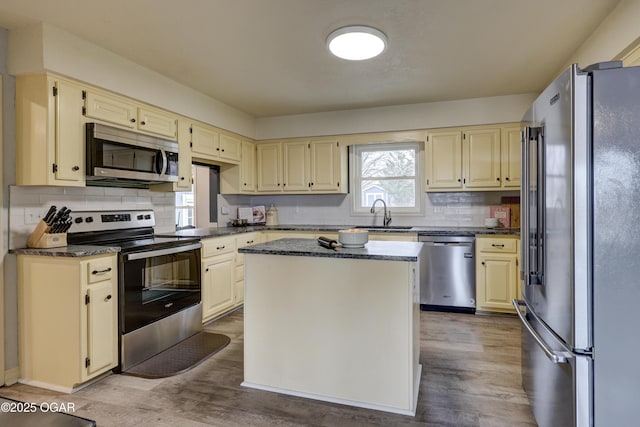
[180,177,185,180]
[481,261,485,266]
[104,294,112,302]
[92,267,112,275]
[72,165,80,171]
[496,177,500,181]
[246,240,254,244]
[140,121,146,125]
[491,244,505,248]
[216,246,225,250]
[130,118,136,123]
[205,268,209,272]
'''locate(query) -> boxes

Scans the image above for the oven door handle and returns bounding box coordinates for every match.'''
[124,242,201,261]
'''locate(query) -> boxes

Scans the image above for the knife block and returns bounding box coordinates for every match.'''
[26,220,68,249]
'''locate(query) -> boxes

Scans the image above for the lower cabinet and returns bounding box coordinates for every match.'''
[18,253,118,392]
[475,235,520,313]
[201,236,236,322]
[234,232,264,305]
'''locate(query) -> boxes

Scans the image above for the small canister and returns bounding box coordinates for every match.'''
[266,204,279,226]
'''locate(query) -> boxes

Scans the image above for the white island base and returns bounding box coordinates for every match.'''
[241,241,422,415]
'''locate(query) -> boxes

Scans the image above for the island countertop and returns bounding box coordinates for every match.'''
[237,238,424,262]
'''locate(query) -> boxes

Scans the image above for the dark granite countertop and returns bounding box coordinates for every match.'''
[238,238,424,262]
[158,224,519,239]
[12,245,120,257]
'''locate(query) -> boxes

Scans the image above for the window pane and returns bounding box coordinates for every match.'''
[361,179,415,207]
[361,149,415,178]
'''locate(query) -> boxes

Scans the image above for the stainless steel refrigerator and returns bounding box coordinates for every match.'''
[516,61,640,427]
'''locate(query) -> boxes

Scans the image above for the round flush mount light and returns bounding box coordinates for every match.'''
[327,25,387,61]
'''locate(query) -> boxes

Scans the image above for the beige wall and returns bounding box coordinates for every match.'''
[8,23,256,139]
[561,0,640,71]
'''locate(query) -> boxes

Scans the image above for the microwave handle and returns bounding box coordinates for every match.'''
[156,150,168,176]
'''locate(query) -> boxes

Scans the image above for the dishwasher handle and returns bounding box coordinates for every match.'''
[422,241,473,247]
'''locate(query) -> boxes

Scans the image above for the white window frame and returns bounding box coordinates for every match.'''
[351,141,424,215]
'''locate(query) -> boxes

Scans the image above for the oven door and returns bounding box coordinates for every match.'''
[121,243,201,334]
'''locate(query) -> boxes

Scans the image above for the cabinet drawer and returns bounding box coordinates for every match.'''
[87,258,115,283]
[477,237,518,253]
[202,236,236,258]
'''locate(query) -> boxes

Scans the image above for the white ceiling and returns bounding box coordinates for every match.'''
[0,0,621,118]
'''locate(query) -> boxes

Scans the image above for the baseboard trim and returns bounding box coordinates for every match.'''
[241,380,417,416]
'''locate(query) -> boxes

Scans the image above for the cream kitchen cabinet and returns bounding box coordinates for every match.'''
[234,232,264,305]
[16,74,86,186]
[257,140,347,194]
[18,253,118,392]
[190,123,241,165]
[283,141,311,191]
[426,124,519,192]
[257,142,283,192]
[220,139,257,194]
[201,236,237,322]
[501,126,521,188]
[83,90,178,140]
[475,235,520,313]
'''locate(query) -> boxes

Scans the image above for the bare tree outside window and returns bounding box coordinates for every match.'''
[353,142,422,214]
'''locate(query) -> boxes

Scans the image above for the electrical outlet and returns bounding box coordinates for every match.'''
[25,208,44,225]
[220,205,229,215]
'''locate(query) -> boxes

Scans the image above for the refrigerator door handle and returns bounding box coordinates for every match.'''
[513,299,573,364]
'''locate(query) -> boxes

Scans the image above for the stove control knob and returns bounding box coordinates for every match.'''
[85,216,94,223]
[137,215,144,220]
[74,217,83,224]
[144,215,151,220]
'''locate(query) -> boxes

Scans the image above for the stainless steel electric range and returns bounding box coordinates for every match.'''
[68,210,202,371]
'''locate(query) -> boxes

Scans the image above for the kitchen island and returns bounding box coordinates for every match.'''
[238,238,424,415]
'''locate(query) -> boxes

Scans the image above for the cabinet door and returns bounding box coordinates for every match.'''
[476,254,517,312]
[219,134,242,162]
[257,142,282,192]
[241,140,257,192]
[86,281,117,375]
[84,91,136,128]
[175,120,193,189]
[191,124,220,158]
[501,126,521,188]
[463,128,501,188]
[283,141,310,192]
[137,107,178,139]
[427,131,463,189]
[310,140,340,191]
[55,80,86,184]
[202,253,236,321]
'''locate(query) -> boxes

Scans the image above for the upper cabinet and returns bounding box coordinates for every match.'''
[190,123,241,164]
[220,139,257,194]
[501,126,521,188]
[252,139,347,194]
[16,74,86,186]
[83,90,178,140]
[426,124,521,192]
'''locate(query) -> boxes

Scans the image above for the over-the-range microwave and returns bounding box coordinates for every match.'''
[86,122,179,184]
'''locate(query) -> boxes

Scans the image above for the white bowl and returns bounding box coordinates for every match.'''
[338,229,369,248]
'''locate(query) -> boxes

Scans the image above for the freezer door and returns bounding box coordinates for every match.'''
[521,65,591,351]
[515,300,592,427]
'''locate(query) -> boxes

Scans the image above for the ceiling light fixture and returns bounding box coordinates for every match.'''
[327,25,387,61]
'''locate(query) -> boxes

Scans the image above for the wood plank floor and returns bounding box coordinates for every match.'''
[0,309,537,426]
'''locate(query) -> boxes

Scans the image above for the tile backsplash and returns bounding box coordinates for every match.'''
[219,191,519,228]
[8,185,175,249]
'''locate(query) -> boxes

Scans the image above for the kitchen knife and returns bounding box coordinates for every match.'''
[50,206,67,226]
[43,205,57,225]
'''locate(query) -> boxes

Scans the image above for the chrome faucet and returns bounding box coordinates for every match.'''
[370,198,392,226]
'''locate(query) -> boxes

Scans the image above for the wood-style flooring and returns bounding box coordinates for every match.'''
[0,309,537,426]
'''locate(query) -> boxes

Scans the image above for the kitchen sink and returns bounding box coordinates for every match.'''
[354,225,414,230]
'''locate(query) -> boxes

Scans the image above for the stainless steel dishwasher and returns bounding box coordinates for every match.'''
[418,234,476,313]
